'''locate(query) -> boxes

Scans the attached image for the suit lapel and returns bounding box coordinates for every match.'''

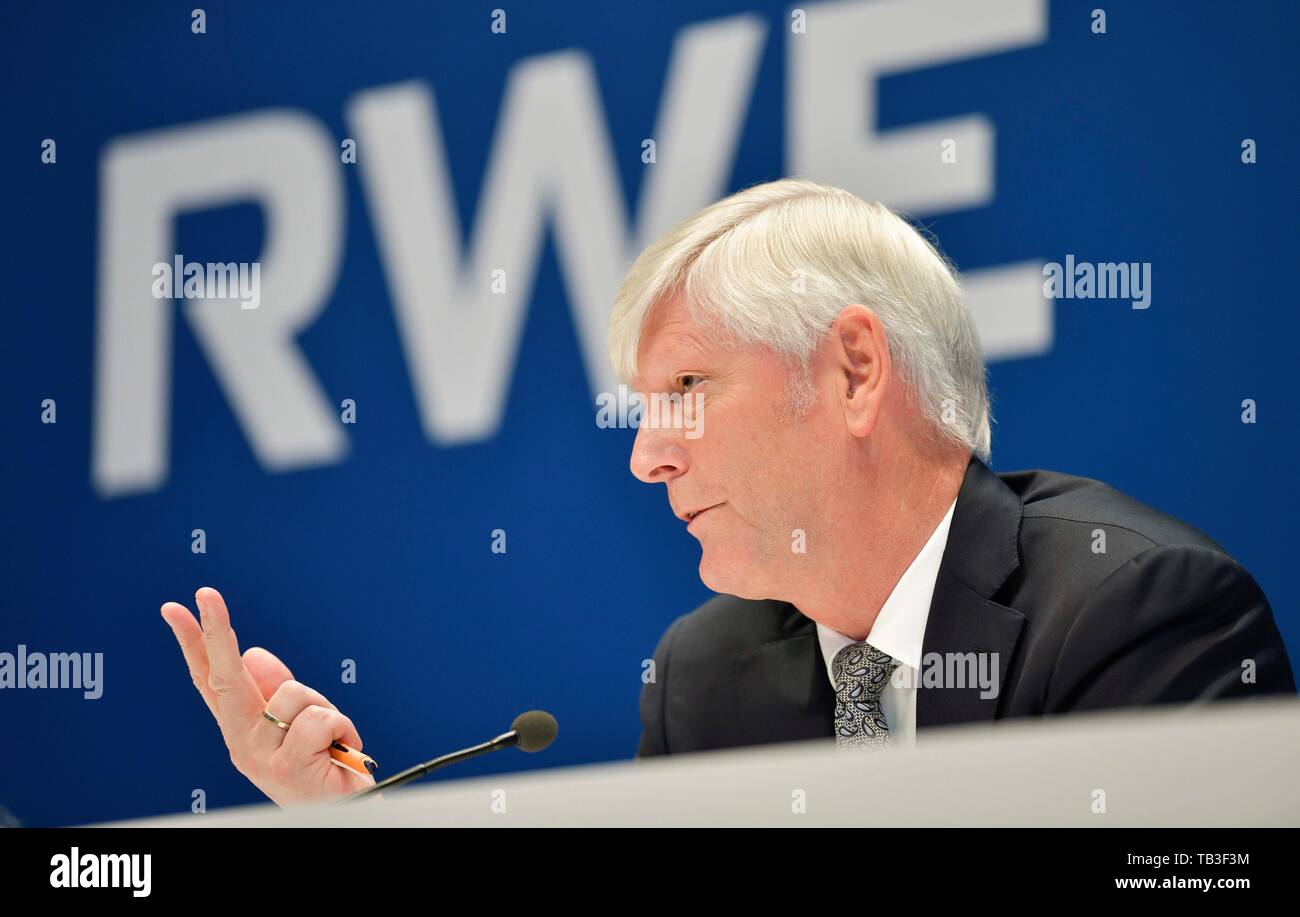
[916,458,1027,728]
[729,604,836,747]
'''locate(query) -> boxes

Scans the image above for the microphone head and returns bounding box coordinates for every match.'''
[512,710,558,752]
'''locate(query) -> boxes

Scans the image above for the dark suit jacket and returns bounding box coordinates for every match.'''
[636,458,1296,756]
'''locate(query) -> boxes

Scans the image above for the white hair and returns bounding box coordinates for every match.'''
[608,178,991,461]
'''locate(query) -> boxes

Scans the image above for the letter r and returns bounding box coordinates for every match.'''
[93,110,346,496]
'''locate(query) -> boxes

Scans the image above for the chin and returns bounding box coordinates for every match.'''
[698,550,771,600]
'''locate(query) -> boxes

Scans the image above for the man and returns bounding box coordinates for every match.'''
[161,178,1293,804]
[611,178,1294,756]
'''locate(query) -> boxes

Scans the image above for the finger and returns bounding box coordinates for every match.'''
[194,587,266,729]
[160,601,220,721]
[249,680,351,760]
[264,681,356,747]
[279,705,365,764]
[243,646,294,702]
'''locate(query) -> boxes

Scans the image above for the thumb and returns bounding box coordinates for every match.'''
[242,646,295,702]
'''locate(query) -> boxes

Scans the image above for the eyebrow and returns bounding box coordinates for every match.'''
[640,334,710,386]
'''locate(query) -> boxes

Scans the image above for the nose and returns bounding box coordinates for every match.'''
[629,423,689,484]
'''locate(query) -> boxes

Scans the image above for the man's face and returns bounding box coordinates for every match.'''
[628,296,843,599]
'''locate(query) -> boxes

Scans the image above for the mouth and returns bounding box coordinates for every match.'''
[683,503,722,525]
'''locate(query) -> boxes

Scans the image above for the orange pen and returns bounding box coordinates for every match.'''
[329,741,378,777]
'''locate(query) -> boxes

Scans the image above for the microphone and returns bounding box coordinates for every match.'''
[343,711,558,802]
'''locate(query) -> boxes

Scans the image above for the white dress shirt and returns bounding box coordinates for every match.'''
[815,498,958,747]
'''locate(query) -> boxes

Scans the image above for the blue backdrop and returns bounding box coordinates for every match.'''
[2,0,1297,826]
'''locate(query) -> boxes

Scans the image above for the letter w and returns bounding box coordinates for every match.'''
[346,15,765,444]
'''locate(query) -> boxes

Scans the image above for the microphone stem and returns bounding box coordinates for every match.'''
[341,732,517,802]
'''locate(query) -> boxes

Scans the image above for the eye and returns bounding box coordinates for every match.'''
[678,374,703,393]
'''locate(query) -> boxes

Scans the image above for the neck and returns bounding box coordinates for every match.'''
[787,441,970,641]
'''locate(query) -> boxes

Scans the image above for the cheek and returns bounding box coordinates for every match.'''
[706,388,828,523]
[726,460,812,546]
[759,432,835,537]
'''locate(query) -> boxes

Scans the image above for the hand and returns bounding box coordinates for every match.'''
[160,586,374,807]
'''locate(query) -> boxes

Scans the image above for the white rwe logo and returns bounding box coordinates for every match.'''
[93,0,1052,497]
[49,847,151,897]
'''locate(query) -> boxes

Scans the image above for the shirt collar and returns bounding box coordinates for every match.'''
[816,497,958,679]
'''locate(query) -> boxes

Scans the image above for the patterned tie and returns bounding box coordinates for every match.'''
[832,641,899,749]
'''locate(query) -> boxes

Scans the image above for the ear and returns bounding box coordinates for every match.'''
[832,305,891,438]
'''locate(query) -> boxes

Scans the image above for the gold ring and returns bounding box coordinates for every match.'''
[263,709,291,731]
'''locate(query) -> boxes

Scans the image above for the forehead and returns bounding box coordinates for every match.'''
[634,297,711,375]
